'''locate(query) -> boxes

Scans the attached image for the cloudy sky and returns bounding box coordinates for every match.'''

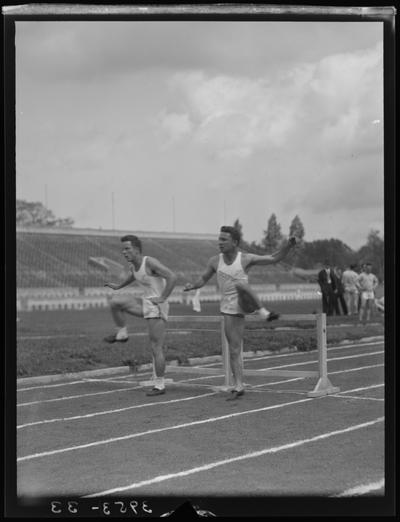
[16,20,384,249]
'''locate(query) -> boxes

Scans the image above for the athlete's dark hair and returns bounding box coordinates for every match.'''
[220,225,241,244]
[121,235,142,252]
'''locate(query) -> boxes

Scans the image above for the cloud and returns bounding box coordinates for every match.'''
[17,21,382,83]
[157,111,193,145]
[156,41,382,163]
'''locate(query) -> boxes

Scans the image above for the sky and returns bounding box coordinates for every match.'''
[15,20,384,249]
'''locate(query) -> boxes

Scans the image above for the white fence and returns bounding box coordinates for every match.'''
[17,284,320,311]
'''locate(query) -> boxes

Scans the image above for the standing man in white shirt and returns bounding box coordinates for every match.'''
[342,263,360,315]
[184,226,296,400]
[103,235,177,396]
[356,262,379,324]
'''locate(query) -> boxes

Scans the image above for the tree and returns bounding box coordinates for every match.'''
[289,215,305,242]
[233,218,243,241]
[263,213,282,252]
[16,199,74,228]
[294,238,356,269]
[356,229,384,281]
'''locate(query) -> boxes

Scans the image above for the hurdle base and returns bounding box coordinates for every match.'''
[307,377,340,398]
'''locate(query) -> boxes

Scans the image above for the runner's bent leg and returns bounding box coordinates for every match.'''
[106,294,144,341]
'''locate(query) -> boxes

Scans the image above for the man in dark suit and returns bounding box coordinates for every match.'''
[318,259,336,316]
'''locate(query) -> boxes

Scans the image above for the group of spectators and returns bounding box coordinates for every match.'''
[317,260,382,323]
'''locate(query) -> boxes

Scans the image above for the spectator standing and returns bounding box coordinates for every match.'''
[342,264,360,315]
[317,260,336,316]
[333,267,348,315]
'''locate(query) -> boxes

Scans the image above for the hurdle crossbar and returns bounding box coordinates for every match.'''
[139,313,340,397]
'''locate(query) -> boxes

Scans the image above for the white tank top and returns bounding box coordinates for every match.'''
[217,252,248,298]
[130,256,166,299]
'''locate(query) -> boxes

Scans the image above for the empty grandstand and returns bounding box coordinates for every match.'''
[16,227,319,311]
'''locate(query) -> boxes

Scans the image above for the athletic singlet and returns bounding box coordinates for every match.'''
[130,256,166,299]
[217,252,248,315]
[357,272,378,292]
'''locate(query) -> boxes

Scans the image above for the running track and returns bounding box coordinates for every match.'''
[16,340,384,515]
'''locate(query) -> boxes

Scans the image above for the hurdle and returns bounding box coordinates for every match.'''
[137,313,340,398]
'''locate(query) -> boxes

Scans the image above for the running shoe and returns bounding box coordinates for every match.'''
[103,334,129,343]
[267,311,280,322]
[226,389,245,401]
[146,387,166,396]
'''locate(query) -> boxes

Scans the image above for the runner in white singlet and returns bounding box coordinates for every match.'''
[184,226,296,400]
[131,256,170,321]
[104,235,177,396]
[217,251,249,316]
[356,262,379,324]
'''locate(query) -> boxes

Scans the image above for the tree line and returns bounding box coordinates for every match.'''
[17,199,74,228]
[233,214,384,281]
[15,200,384,281]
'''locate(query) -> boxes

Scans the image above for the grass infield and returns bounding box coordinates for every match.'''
[16,300,384,378]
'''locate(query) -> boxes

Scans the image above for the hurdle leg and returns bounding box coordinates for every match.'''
[307,313,340,397]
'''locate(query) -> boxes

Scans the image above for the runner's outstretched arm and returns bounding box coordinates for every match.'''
[184,257,217,291]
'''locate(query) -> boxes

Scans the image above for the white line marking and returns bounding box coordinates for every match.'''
[263,351,383,371]
[17,384,384,462]
[84,417,384,497]
[331,395,384,402]
[17,363,384,408]
[17,377,305,429]
[16,340,383,392]
[333,479,385,497]
[16,371,154,392]
[330,364,383,375]
[336,384,383,394]
[17,385,143,407]
[18,380,98,391]
[17,392,218,429]
[200,341,384,367]
[17,397,316,462]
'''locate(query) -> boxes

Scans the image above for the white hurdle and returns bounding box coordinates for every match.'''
[138,313,340,398]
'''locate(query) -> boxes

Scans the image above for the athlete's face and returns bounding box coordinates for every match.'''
[121,241,140,262]
[218,232,237,253]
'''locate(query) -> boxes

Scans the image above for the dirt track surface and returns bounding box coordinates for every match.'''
[17,340,384,515]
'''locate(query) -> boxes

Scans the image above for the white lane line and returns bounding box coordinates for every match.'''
[17,384,384,463]
[17,377,306,429]
[335,384,383,394]
[17,380,100,391]
[17,377,302,429]
[333,479,385,497]
[16,340,383,392]
[17,385,143,407]
[17,392,218,429]
[16,372,154,392]
[84,417,384,497]
[330,364,383,375]
[331,395,384,402]
[17,362,384,408]
[199,341,384,367]
[262,351,383,371]
[17,397,316,462]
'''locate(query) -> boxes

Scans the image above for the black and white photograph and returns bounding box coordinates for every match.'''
[4,3,396,518]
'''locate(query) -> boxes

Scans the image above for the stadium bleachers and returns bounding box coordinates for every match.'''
[17,228,314,311]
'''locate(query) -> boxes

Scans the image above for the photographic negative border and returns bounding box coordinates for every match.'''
[3,2,396,518]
